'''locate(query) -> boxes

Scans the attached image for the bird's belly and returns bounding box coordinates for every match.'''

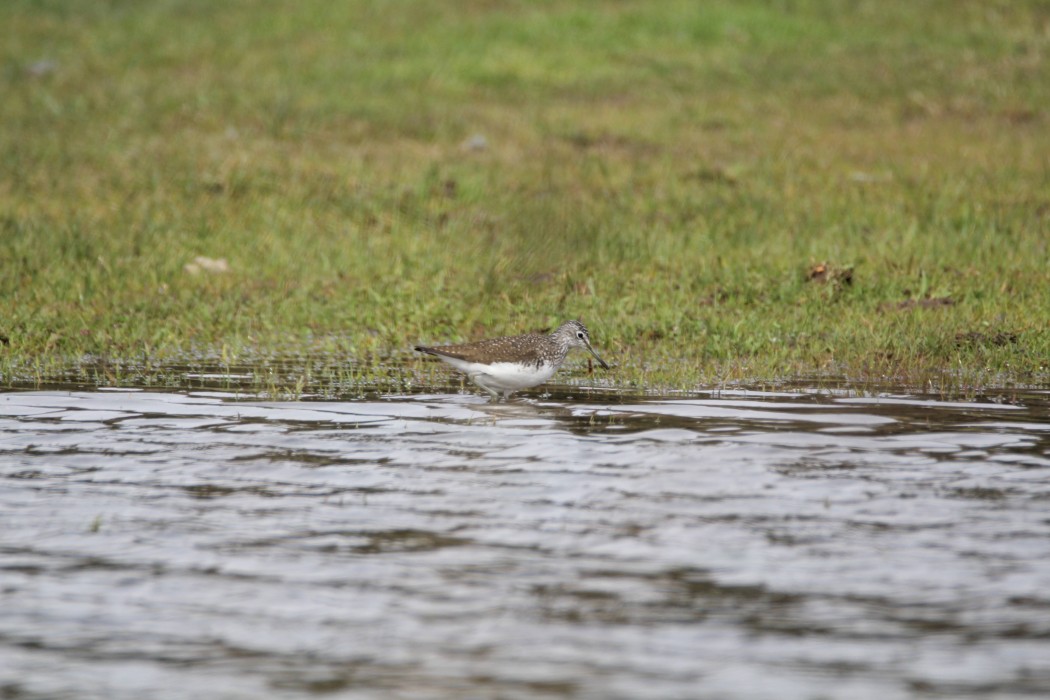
[469,361,557,391]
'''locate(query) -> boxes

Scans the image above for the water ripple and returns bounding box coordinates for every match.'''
[1,389,1049,699]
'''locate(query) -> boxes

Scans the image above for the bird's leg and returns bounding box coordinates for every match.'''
[472,374,500,399]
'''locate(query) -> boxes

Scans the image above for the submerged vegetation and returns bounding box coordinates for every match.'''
[2,0,1048,396]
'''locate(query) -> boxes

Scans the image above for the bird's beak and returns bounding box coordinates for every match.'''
[585,342,610,370]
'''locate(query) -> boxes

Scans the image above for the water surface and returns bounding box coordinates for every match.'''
[2,387,1050,699]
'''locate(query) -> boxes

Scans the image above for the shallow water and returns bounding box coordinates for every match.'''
[2,387,1050,699]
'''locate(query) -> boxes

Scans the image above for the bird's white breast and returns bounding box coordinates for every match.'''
[439,357,558,391]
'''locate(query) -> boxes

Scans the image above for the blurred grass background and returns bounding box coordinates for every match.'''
[2,0,1048,392]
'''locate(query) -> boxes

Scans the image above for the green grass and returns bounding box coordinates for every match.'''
[2,0,1049,396]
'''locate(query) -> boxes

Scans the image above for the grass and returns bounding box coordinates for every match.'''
[2,0,1048,396]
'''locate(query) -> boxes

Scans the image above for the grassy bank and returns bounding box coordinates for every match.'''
[2,0,1049,395]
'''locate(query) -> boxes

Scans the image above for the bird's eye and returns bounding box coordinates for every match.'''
[577,332,585,339]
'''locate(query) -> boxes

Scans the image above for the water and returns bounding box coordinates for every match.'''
[2,387,1050,699]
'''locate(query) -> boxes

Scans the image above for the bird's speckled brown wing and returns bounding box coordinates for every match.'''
[414,333,547,365]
